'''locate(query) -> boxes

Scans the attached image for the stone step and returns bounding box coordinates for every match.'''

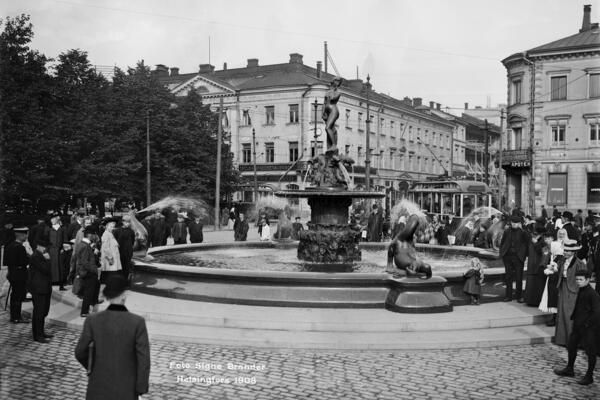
[41,290,552,336]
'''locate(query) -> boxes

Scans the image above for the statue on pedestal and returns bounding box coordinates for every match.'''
[387,214,433,279]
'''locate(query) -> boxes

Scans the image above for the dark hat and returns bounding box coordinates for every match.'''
[102,275,128,299]
[62,239,73,245]
[534,224,547,235]
[14,227,29,234]
[103,216,119,224]
[83,226,96,236]
[562,211,573,220]
[510,215,522,223]
[575,268,591,278]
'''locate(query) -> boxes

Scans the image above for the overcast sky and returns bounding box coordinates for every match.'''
[2,0,597,110]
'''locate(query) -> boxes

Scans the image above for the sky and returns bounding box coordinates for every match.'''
[2,0,597,110]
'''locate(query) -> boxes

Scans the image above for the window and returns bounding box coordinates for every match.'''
[409,155,413,170]
[242,143,252,163]
[408,126,413,141]
[265,142,274,162]
[390,149,395,169]
[550,122,566,146]
[289,104,299,123]
[588,173,600,203]
[380,118,385,135]
[310,141,323,157]
[590,123,600,146]
[289,141,298,162]
[510,128,522,150]
[550,76,567,100]
[357,146,363,162]
[380,150,384,168]
[345,144,350,155]
[265,106,275,125]
[242,110,252,126]
[358,112,363,131]
[590,74,600,98]
[345,109,351,128]
[547,173,567,205]
[512,80,522,104]
[390,120,395,137]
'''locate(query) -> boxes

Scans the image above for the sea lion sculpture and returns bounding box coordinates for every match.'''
[387,214,433,279]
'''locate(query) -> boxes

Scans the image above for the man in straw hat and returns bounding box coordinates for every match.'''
[555,238,586,346]
[75,274,150,399]
[4,227,30,324]
[499,214,530,302]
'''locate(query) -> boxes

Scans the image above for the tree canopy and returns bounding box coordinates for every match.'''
[0,14,238,216]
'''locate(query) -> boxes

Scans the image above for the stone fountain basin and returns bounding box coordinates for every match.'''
[131,242,507,313]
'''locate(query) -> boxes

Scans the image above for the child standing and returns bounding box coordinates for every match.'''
[554,269,600,385]
[463,258,484,305]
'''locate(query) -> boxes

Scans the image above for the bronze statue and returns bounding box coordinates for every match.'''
[322,78,343,152]
[387,214,433,279]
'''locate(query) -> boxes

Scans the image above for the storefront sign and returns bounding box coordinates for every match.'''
[510,161,530,168]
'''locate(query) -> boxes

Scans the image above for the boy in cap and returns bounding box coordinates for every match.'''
[28,235,54,343]
[554,269,600,385]
[5,227,30,323]
[499,214,530,302]
[75,275,150,399]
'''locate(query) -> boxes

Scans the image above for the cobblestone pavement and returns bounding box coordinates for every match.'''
[1,310,598,399]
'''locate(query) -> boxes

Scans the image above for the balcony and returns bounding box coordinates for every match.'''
[501,148,531,169]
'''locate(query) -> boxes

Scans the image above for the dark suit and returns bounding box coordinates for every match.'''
[499,226,530,300]
[76,241,99,315]
[562,222,581,242]
[189,221,204,243]
[4,240,30,321]
[566,285,600,374]
[75,304,150,400]
[28,251,52,339]
[115,227,135,279]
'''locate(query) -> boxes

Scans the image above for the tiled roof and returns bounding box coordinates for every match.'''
[458,114,502,134]
[527,26,600,54]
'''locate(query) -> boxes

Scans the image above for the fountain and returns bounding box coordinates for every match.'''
[130,80,507,313]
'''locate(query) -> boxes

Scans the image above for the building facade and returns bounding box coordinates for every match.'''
[501,5,600,215]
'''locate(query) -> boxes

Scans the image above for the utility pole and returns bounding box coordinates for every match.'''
[365,75,371,191]
[484,119,489,185]
[313,99,319,157]
[214,96,223,231]
[146,109,151,207]
[498,109,505,209]
[252,128,258,202]
[324,41,328,74]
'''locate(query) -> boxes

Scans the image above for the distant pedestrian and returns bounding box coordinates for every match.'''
[171,214,188,245]
[59,239,74,291]
[100,220,122,283]
[291,217,304,240]
[553,269,600,385]
[561,211,581,242]
[555,239,585,346]
[28,236,53,343]
[539,230,561,326]
[499,215,530,302]
[463,258,484,305]
[367,204,382,242]
[584,210,596,227]
[233,213,249,242]
[77,227,101,318]
[189,215,204,243]
[590,225,600,295]
[541,205,548,221]
[553,205,561,219]
[574,209,584,228]
[260,217,271,241]
[5,227,30,324]
[75,274,150,399]
[524,225,547,307]
[114,215,136,282]
[148,210,168,247]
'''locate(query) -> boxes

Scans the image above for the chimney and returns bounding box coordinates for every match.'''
[155,64,169,77]
[436,103,441,110]
[464,102,469,110]
[170,67,179,76]
[223,62,227,71]
[247,58,259,68]
[429,101,435,108]
[289,53,304,64]
[581,4,592,32]
[403,96,412,106]
[199,64,215,73]
[413,97,422,107]
[316,61,322,78]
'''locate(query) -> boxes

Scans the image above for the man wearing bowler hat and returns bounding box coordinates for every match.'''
[28,235,54,343]
[499,214,530,302]
[75,275,150,400]
[561,211,581,242]
[5,227,30,323]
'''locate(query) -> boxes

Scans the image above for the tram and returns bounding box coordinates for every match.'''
[408,180,493,219]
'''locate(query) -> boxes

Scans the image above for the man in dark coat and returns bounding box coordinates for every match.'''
[114,215,136,281]
[171,214,188,245]
[58,239,73,291]
[5,227,30,323]
[367,204,382,242]
[541,205,548,221]
[499,215,530,302]
[554,269,600,385]
[48,215,66,285]
[562,211,581,242]
[233,213,249,242]
[590,225,600,295]
[77,227,100,317]
[574,209,584,229]
[188,215,204,243]
[148,210,168,247]
[524,225,548,306]
[291,217,304,240]
[28,218,48,249]
[66,211,84,240]
[553,205,561,219]
[28,236,53,343]
[75,275,150,400]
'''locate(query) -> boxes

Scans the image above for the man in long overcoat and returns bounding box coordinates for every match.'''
[499,215,530,302]
[115,215,136,281]
[48,215,66,285]
[5,227,30,323]
[555,239,586,346]
[28,236,53,343]
[75,275,150,400]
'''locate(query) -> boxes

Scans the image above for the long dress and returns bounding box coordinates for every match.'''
[555,256,581,346]
[524,239,547,306]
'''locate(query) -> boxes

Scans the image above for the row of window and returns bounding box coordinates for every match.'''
[508,122,600,148]
[511,73,600,105]
[240,105,451,148]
